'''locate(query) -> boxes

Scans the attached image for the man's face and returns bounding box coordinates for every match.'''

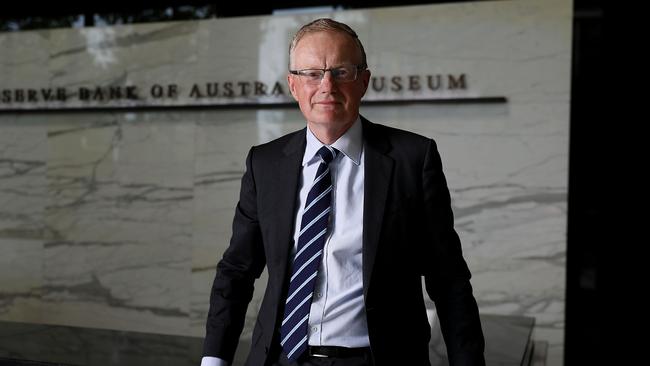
[288,31,370,131]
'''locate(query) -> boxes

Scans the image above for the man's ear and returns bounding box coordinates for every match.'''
[360,69,371,97]
[287,74,299,101]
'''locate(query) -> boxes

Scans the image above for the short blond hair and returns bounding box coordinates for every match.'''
[288,18,367,70]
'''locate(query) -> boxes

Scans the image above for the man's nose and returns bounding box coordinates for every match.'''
[319,71,336,90]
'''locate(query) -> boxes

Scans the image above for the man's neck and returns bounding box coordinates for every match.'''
[307,119,357,145]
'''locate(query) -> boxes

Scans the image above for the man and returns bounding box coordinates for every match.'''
[202,18,485,366]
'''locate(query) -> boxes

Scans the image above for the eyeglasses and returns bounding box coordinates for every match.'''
[289,64,366,85]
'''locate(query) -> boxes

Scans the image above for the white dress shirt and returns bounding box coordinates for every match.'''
[201,117,368,366]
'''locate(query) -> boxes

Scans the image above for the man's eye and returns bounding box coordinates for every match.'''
[333,69,349,77]
[303,71,322,78]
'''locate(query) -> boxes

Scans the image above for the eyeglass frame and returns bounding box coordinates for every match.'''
[288,64,367,84]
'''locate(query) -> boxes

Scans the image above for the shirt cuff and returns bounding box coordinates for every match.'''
[200,356,229,366]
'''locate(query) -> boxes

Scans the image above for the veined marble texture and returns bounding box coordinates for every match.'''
[0,119,48,241]
[41,113,196,334]
[190,109,306,364]
[0,0,571,365]
[0,119,48,323]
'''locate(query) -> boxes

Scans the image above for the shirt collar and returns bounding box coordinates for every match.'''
[303,117,362,166]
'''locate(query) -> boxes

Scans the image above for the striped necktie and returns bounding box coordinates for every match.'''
[280,145,338,361]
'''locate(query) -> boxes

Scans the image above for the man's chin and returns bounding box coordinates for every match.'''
[309,112,346,124]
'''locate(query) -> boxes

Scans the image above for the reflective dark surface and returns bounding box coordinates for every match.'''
[0,313,536,366]
[0,322,203,366]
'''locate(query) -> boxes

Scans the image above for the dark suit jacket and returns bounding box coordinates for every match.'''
[203,116,485,366]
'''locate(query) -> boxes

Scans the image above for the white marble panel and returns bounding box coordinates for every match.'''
[358,1,573,104]
[191,111,259,337]
[0,238,43,323]
[0,117,48,240]
[48,22,201,108]
[0,117,48,323]
[0,32,50,90]
[190,109,307,337]
[41,113,194,335]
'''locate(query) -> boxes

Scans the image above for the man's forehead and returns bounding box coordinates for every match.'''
[295,30,355,47]
[293,32,360,59]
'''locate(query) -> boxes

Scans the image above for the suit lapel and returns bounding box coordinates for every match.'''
[269,128,306,288]
[361,117,394,300]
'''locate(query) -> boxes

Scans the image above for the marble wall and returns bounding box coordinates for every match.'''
[0,1,572,365]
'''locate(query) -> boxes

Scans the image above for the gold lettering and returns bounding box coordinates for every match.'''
[238,82,251,96]
[41,88,53,101]
[408,75,421,91]
[27,89,38,102]
[109,86,122,99]
[427,75,442,90]
[223,82,233,97]
[448,74,467,90]
[1,90,10,103]
[126,86,137,99]
[92,87,104,101]
[79,87,90,100]
[390,76,402,92]
[254,81,267,96]
[15,89,24,102]
[167,84,178,98]
[151,84,164,98]
[206,83,219,97]
[56,88,67,101]
[371,77,385,92]
[270,82,284,96]
[189,84,203,98]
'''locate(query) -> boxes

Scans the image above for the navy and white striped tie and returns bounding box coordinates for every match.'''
[280,145,338,361]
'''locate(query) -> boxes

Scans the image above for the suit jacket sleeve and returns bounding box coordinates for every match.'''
[421,139,485,366]
[202,147,266,362]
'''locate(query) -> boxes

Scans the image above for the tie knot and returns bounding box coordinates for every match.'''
[316,146,337,164]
